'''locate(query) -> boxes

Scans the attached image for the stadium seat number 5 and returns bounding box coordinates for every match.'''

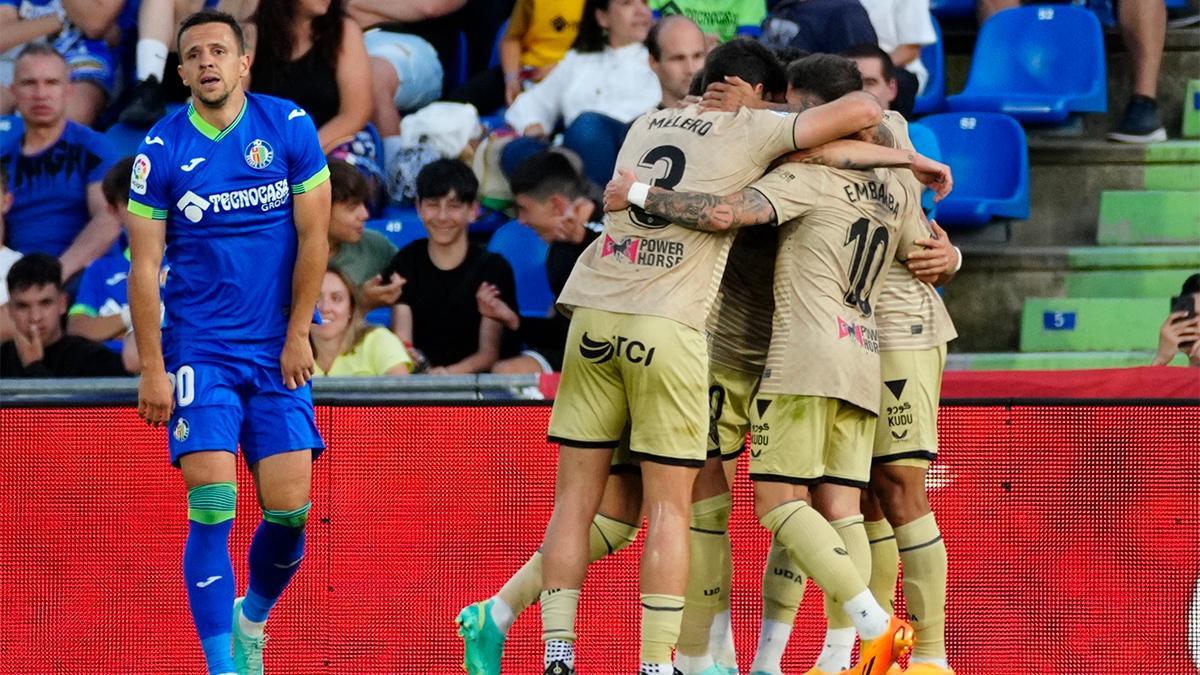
[167,365,196,407]
[630,145,686,229]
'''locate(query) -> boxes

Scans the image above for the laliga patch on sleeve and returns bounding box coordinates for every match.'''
[131,153,151,195]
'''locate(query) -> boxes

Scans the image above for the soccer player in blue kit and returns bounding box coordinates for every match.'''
[125,11,330,675]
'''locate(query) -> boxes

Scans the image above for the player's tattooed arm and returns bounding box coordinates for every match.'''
[643,186,776,232]
[777,142,954,201]
[853,120,898,149]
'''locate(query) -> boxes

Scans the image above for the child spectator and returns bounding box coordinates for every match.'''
[66,157,135,356]
[383,159,518,374]
[0,164,21,341]
[312,266,413,376]
[0,0,123,126]
[326,159,403,309]
[446,0,586,115]
[501,0,660,187]
[0,253,128,377]
[248,0,373,154]
[0,45,119,280]
[479,150,603,374]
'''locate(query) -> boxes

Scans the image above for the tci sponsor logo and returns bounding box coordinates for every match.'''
[579,332,657,366]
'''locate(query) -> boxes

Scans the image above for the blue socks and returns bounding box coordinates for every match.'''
[184,483,237,674]
[242,503,310,623]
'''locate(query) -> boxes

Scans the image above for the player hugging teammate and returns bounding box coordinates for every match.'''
[458,39,961,675]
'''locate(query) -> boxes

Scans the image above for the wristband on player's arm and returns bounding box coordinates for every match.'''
[627,182,651,209]
[952,246,964,273]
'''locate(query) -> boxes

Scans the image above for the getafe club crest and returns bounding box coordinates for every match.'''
[244,139,274,170]
[173,418,190,442]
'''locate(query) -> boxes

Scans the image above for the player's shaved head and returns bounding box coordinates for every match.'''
[177,10,246,54]
[701,38,786,98]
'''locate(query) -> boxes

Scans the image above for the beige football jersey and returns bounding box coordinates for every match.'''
[752,162,924,414]
[873,110,958,351]
[707,226,777,373]
[556,104,800,332]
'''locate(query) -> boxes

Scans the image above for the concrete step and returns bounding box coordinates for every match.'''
[1068,244,1200,268]
[1097,190,1200,245]
[952,139,1200,247]
[1066,268,1194,297]
[1020,297,1162,352]
[944,245,1197,352]
[946,350,1188,370]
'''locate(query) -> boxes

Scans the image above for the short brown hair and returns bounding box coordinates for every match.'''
[328,159,369,206]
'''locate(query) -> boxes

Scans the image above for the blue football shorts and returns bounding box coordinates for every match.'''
[164,338,325,467]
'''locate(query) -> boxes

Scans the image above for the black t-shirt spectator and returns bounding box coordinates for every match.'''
[386,240,519,368]
[521,217,604,369]
[0,335,128,378]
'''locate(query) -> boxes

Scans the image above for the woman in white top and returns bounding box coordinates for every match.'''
[502,0,660,186]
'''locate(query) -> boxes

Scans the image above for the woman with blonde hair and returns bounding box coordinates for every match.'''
[312,266,413,376]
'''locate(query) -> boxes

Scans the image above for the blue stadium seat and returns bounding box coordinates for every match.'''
[913,17,944,115]
[906,121,942,218]
[946,5,1106,124]
[364,306,392,327]
[918,113,1029,228]
[0,115,22,147]
[488,20,509,70]
[486,219,554,318]
[367,205,427,250]
[930,0,975,18]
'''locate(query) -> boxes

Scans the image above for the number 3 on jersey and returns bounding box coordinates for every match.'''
[630,145,686,229]
[843,217,889,317]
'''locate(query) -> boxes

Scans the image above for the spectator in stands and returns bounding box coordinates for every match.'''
[649,0,766,44]
[855,0,935,113]
[349,1,451,140]
[0,0,123,126]
[0,45,119,281]
[979,0,1166,143]
[312,266,413,376]
[1154,273,1200,367]
[501,0,660,187]
[66,157,138,364]
[647,14,708,109]
[120,0,258,126]
[480,150,603,374]
[0,165,20,341]
[383,159,518,375]
[759,0,877,56]
[326,159,404,309]
[0,254,128,377]
[843,44,901,114]
[247,0,373,154]
[446,0,585,115]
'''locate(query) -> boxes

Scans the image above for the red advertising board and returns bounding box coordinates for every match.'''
[1,402,1198,673]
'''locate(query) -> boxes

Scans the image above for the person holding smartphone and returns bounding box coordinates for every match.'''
[1154,273,1200,366]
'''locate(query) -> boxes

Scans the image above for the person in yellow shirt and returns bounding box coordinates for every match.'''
[312,266,413,377]
[447,0,586,114]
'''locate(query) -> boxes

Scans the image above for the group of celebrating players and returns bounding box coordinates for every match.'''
[124,7,961,675]
[455,39,962,675]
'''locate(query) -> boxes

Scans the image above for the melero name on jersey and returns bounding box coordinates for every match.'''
[208,179,292,213]
[648,114,712,136]
[841,180,900,216]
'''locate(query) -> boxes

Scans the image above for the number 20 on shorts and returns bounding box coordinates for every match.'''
[166,365,196,407]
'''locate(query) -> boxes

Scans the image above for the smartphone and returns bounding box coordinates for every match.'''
[1171,294,1197,319]
[1172,294,1197,351]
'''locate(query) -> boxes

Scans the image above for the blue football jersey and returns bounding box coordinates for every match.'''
[127,93,329,345]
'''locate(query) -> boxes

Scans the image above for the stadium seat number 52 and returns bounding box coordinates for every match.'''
[167,366,196,407]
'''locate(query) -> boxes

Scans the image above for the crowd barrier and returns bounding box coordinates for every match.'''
[1,369,1197,673]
